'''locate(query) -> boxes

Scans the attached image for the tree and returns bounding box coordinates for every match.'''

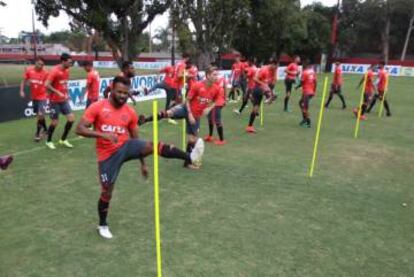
[175,0,250,69]
[232,0,306,62]
[34,0,170,65]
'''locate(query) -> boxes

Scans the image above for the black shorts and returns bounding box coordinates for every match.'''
[33,100,47,115]
[330,84,342,94]
[285,78,296,92]
[251,87,264,106]
[170,104,200,136]
[98,139,148,186]
[300,94,314,110]
[364,93,373,104]
[49,101,72,120]
[207,106,222,125]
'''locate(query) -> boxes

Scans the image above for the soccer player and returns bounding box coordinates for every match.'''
[20,57,49,142]
[297,61,317,128]
[205,74,227,145]
[144,64,177,111]
[324,61,346,109]
[228,55,247,103]
[82,61,100,108]
[142,66,220,165]
[284,55,301,112]
[245,59,278,133]
[103,61,140,105]
[234,58,257,115]
[367,62,391,116]
[0,155,13,170]
[353,64,375,120]
[173,53,191,101]
[44,53,75,149]
[75,76,204,239]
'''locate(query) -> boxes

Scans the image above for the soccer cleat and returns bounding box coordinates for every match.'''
[214,140,227,145]
[203,135,215,142]
[284,108,291,113]
[33,135,41,142]
[97,225,113,239]
[342,105,346,110]
[386,112,392,117]
[245,126,256,133]
[167,118,178,125]
[45,141,56,150]
[360,115,367,121]
[233,109,241,115]
[299,119,307,127]
[185,163,200,170]
[59,139,74,148]
[0,155,13,170]
[190,138,205,166]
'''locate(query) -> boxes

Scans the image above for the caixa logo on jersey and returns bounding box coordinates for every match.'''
[24,101,51,117]
[68,80,87,110]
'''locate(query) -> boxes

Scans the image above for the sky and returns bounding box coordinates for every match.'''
[0,0,339,38]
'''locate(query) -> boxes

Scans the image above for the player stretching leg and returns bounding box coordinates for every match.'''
[76,76,204,239]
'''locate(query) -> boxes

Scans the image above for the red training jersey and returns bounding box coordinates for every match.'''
[231,61,246,81]
[365,69,375,94]
[83,99,138,161]
[301,68,317,96]
[255,66,273,90]
[214,76,227,107]
[24,66,48,100]
[173,61,186,90]
[246,65,258,89]
[333,66,343,86]
[285,63,299,80]
[160,66,175,88]
[187,65,199,90]
[86,69,100,101]
[47,65,70,103]
[377,68,388,92]
[187,81,220,118]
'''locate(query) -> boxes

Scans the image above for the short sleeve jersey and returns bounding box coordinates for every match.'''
[232,61,246,80]
[24,66,48,100]
[173,61,187,90]
[160,66,175,88]
[246,65,258,89]
[285,63,299,80]
[214,76,227,107]
[82,99,138,161]
[86,69,100,100]
[365,70,375,94]
[333,67,343,86]
[301,68,317,95]
[187,81,220,118]
[255,66,272,90]
[377,68,388,92]
[47,65,70,103]
[187,65,199,90]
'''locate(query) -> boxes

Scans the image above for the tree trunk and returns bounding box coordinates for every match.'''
[401,12,414,61]
[381,3,391,63]
[121,17,129,62]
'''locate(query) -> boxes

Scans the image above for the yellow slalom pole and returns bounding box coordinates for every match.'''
[353,74,368,139]
[152,101,163,277]
[181,71,187,150]
[260,98,264,126]
[378,75,389,118]
[308,77,329,178]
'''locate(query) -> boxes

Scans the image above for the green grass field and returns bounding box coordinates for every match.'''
[0,74,413,276]
[0,64,157,87]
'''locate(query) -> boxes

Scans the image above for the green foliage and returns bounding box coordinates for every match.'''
[33,0,170,64]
